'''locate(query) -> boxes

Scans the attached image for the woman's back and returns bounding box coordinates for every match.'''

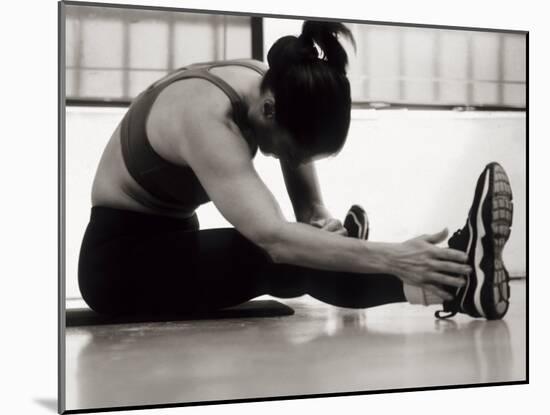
[91,59,267,218]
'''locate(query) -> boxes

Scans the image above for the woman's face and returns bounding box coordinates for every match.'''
[259,125,329,167]
[257,123,312,167]
[248,93,321,166]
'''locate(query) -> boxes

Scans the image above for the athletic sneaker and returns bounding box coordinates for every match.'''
[435,162,513,320]
[344,204,369,240]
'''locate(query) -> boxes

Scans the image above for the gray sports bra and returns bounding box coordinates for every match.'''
[120,60,266,209]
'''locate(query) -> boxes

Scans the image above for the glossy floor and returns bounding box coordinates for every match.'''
[64,280,527,411]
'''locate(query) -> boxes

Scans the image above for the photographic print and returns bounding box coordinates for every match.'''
[59,1,527,412]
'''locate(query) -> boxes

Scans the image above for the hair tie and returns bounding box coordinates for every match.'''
[297,34,319,61]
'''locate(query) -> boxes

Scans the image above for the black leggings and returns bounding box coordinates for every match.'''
[78,206,406,315]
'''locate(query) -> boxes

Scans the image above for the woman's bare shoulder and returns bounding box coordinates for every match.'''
[145,77,236,165]
[152,77,233,130]
[148,58,267,163]
[239,58,268,72]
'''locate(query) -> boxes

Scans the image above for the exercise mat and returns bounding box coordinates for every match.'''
[66,300,295,327]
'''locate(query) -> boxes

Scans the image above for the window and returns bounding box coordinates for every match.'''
[345,24,526,109]
[65,4,261,104]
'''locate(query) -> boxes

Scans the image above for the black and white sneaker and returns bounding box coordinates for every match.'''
[344,204,369,240]
[435,162,513,320]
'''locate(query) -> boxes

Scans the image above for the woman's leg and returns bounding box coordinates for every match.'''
[263,263,406,308]
[78,207,406,315]
[78,208,274,315]
[121,227,407,311]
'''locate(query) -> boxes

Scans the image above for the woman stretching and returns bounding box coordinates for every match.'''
[78,21,513,320]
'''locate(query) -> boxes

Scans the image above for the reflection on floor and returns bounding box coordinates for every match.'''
[65,280,526,411]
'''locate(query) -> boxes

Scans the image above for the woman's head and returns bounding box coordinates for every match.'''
[257,20,356,165]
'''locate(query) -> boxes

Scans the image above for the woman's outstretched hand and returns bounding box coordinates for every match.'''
[389,228,470,301]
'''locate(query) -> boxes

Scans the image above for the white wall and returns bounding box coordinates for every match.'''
[65,107,526,300]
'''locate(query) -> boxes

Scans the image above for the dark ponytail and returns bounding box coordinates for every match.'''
[261,20,356,158]
[299,20,356,74]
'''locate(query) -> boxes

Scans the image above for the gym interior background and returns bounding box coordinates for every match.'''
[60,4,527,411]
[63,5,526,305]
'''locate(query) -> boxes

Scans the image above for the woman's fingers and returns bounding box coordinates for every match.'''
[335,227,348,236]
[423,284,454,301]
[322,219,344,232]
[310,219,327,228]
[432,259,472,276]
[311,218,347,235]
[426,272,466,288]
[422,228,449,244]
[434,247,468,263]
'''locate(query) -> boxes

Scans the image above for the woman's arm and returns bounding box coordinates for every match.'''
[280,158,325,223]
[174,100,469,299]
[280,159,346,234]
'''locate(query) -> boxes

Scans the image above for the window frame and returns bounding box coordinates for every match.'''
[64,3,526,112]
[65,3,263,107]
